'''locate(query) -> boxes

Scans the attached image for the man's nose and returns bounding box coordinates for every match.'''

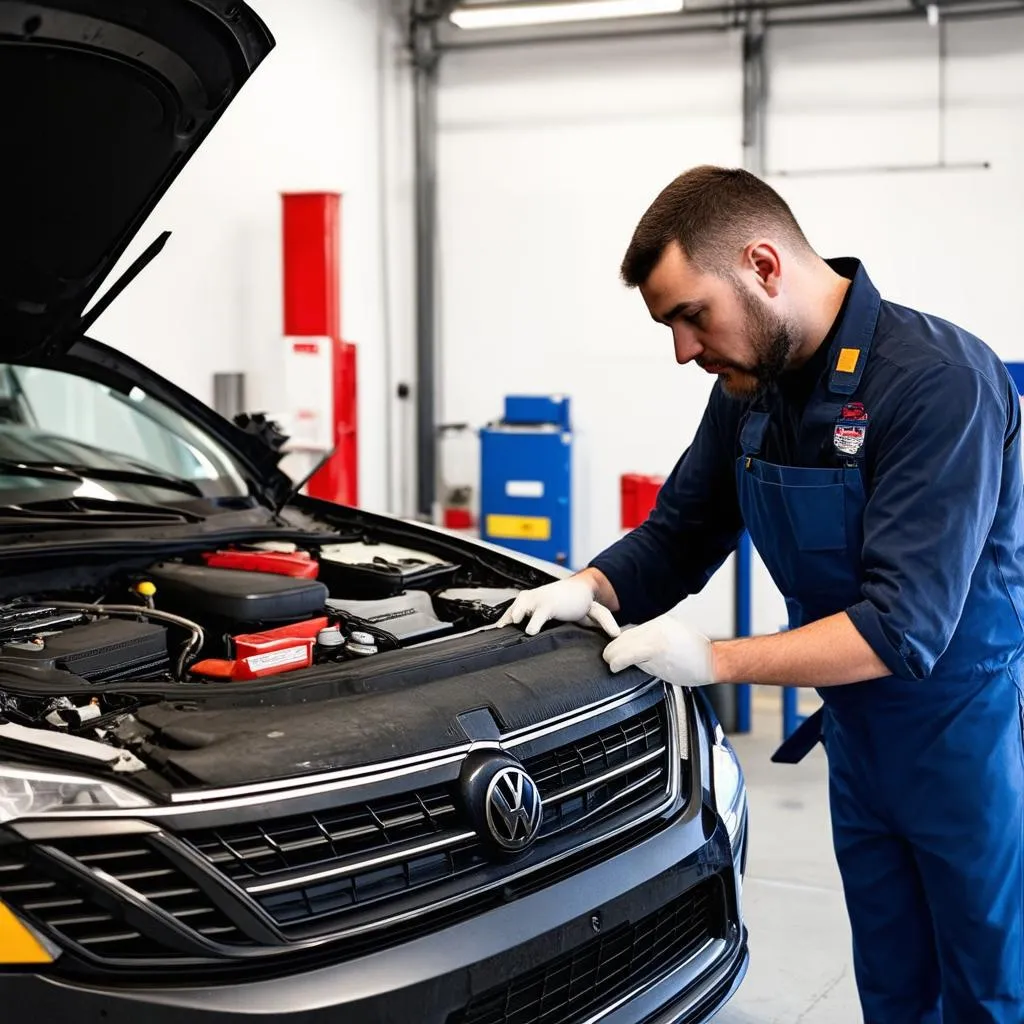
[672,327,703,365]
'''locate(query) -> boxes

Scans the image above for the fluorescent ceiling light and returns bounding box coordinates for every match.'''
[450,0,684,31]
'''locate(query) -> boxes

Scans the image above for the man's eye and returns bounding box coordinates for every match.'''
[684,310,703,325]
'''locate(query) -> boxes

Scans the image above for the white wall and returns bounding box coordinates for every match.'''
[88,0,400,514]
[435,13,1024,639]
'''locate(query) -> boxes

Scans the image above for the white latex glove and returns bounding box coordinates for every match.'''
[497,577,621,638]
[602,605,715,687]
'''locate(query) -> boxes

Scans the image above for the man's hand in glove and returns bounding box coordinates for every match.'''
[602,604,716,688]
[497,574,621,639]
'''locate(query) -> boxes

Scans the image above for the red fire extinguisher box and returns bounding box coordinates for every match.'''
[621,473,665,530]
[281,192,357,507]
[283,193,341,339]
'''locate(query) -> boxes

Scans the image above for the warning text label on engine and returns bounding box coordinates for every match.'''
[245,646,309,673]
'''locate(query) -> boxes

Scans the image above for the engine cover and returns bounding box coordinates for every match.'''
[0,618,170,682]
[147,563,328,626]
[326,592,453,644]
[317,542,458,599]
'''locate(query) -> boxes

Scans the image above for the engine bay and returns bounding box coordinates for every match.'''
[0,533,527,769]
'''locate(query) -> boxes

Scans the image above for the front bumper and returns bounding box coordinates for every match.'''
[2,806,746,1023]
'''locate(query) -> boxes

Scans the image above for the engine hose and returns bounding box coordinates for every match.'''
[44,602,204,681]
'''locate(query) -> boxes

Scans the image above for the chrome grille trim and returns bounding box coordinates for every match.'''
[545,767,668,837]
[502,681,663,748]
[541,745,666,805]
[244,831,478,896]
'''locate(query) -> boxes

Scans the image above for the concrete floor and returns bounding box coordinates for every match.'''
[714,693,862,1023]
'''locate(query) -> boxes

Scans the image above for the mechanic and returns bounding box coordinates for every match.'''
[499,165,1024,1022]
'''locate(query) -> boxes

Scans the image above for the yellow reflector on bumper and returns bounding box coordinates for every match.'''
[0,902,53,964]
[486,514,552,541]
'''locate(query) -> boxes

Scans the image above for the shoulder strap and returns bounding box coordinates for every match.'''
[739,410,770,456]
[827,288,880,396]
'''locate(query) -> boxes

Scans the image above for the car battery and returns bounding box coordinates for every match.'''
[479,394,572,566]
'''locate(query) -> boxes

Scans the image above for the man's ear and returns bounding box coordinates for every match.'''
[743,241,783,298]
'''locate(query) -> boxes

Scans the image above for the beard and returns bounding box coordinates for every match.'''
[717,284,796,399]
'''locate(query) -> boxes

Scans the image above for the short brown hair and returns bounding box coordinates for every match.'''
[620,165,813,286]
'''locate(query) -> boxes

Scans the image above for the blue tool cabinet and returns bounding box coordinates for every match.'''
[479,395,572,566]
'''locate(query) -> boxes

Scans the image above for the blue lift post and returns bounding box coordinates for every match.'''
[738,528,804,741]
[734,532,753,734]
[1006,362,1024,396]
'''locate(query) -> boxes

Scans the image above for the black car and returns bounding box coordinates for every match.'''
[0,2,749,1021]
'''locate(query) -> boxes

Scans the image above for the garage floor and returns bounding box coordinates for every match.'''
[715,693,861,1023]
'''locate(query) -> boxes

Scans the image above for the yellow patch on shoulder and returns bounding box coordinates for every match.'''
[836,347,860,374]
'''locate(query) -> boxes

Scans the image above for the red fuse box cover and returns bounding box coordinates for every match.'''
[203,549,319,579]
[231,617,329,680]
[190,618,331,681]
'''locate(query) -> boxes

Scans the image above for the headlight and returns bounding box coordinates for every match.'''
[711,733,746,847]
[0,765,151,825]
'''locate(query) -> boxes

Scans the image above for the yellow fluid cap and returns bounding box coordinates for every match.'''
[0,902,53,965]
[135,581,157,598]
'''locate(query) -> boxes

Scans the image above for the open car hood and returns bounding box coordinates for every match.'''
[0,0,274,359]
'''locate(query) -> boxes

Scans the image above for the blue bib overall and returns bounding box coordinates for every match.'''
[735,314,1024,1021]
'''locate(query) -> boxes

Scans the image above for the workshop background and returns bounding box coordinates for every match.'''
[88,0,1024,651]
[78,5,1024,1016]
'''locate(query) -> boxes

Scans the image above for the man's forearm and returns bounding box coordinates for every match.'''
[711,612,889,687]
[576,566,620,613]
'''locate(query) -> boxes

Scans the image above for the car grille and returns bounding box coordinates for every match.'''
[185,787,488,932]
[529,702,667,835]
[177,700,671,938]
[0,690,677,967]
[0,838,248,961]
[451,877,727,1024]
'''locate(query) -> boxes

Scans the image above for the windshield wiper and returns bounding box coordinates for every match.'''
[0,461,83,483]
[0,497,202,526]
[0,458,202,498]
[10,460,204,498]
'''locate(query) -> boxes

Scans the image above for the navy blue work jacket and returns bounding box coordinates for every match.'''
[590,258,1024,683]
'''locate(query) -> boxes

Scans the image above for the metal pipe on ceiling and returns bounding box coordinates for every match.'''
[773,1,1024,28]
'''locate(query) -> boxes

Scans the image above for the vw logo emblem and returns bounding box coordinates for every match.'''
[484,765,543,852]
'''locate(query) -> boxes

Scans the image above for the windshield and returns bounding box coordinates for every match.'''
[0,365,250,505]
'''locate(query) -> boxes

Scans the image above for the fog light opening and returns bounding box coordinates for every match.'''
[0,902,56,966]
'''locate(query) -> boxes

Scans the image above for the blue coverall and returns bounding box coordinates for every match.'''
[590,259,1024,1022]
